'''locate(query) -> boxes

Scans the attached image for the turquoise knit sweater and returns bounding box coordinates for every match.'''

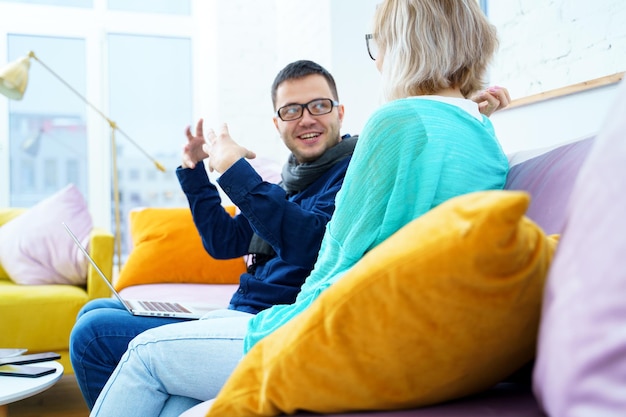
[244,97,509,352]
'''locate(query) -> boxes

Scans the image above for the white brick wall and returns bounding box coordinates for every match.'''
[488,0,626,99]
[487,0,626,153]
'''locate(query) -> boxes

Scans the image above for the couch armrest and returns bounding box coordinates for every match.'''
[86,227,115,300]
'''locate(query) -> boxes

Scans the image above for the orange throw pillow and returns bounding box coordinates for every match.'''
[115,207,245,291]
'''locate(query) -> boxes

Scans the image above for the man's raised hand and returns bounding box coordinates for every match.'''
[182,118,210,169]
[203,123,256,173]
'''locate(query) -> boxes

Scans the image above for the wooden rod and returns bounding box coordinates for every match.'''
[506,71,625,110]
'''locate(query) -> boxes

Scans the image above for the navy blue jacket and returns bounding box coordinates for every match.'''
[176,155,351,314]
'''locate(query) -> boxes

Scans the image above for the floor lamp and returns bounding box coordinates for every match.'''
[0,50,166,273]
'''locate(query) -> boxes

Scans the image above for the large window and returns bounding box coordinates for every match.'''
[108,33,192,255]
[7,35,88,207]
[2,1,377,264]
[107,0,190,15]
[0,1,196,264]
[0,0,92,7]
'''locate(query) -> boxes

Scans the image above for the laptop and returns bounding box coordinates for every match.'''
[63,222,221,319]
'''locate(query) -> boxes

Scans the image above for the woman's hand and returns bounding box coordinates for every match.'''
[471,86,511,117]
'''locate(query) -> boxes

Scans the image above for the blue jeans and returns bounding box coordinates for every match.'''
[70,298,190,409]
[71,299,253,417]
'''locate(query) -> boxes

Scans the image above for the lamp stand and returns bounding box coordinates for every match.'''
[110,124,122,274]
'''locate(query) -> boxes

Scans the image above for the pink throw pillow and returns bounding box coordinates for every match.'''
[0,184,92,285]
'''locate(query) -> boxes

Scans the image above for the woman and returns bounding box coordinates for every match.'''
[246,0,508,351]
[90,1,508,415]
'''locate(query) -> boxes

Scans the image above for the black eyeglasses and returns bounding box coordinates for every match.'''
[365,33,378,61]
[276,98,340,122]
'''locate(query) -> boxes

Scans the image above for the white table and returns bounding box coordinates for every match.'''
[0,361,64,416]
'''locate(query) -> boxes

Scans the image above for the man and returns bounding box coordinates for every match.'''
[70,59,510,409]
[70,60,357,409]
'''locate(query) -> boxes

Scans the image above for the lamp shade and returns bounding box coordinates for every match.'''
[0,55,31,100]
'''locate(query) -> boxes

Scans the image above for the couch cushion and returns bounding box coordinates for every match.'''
[533,80,626,416]
[0,208,26,227]
[0,184,92,285]
[207,190,558,416]
[115,207,246,291]
[0,280,88,350]
[505,135,595,235]
[186,384,542,417]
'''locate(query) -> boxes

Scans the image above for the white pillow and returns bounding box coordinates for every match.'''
[0,184,92,285]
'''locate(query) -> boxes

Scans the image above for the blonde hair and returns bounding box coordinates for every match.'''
[372,0,498,101]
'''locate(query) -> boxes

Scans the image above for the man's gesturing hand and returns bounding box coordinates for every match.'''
[203,123,256,173]
[182,118,209,169]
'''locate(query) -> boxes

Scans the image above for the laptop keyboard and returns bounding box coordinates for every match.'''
[138,300,192,313]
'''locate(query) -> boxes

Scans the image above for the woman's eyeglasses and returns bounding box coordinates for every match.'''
[365,34,378,61]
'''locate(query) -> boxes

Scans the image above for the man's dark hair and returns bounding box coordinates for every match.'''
[271,60,339,109]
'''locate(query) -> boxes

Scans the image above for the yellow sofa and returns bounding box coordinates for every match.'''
[0,208,114,373]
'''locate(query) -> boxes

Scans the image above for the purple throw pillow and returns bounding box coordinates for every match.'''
[533,79,626,416]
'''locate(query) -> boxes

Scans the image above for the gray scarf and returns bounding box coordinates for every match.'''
[248,135,358,256]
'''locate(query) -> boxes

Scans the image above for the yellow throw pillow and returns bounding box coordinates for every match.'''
[115,207,246,291]
[0,209,26,279]
[208,190,559,416]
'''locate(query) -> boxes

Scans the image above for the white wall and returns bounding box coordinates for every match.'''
[194,0,381,166]
[490,82,621,155]
[487,0,626,153]
[329,0,381,138]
